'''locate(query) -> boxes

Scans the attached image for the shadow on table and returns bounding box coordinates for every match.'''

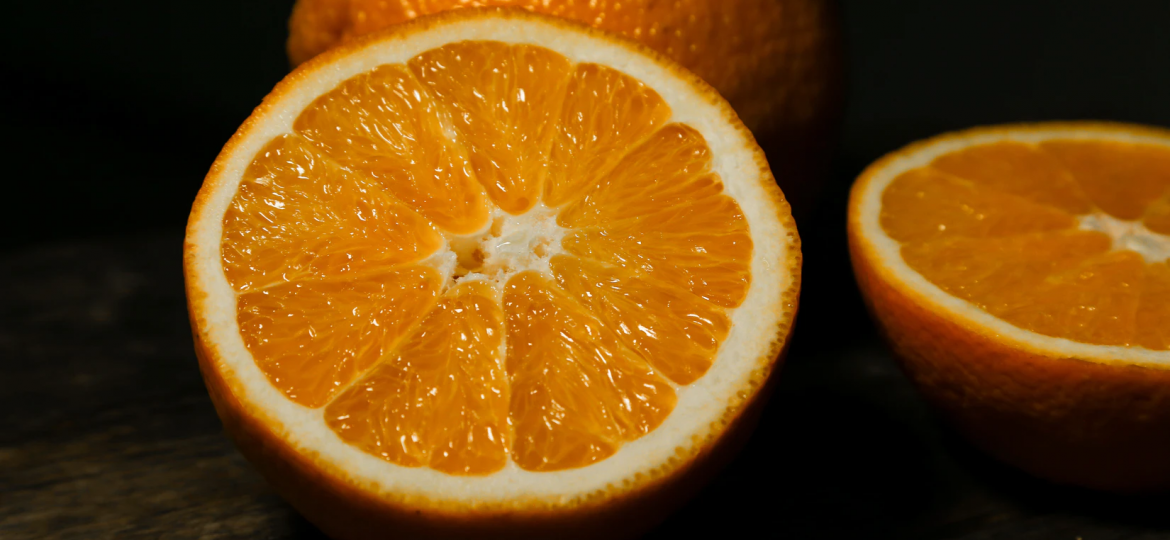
[282,512,329,539]
[647,342,940,538]
[941,427,1170,531]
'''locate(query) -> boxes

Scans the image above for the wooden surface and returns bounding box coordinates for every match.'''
[2,232,1169,539]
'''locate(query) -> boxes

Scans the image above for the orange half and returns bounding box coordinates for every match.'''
[849,122,1170,492]
[184,9,799,539]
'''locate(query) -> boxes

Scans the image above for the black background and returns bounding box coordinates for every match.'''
[6,0,1170,247]
[3,1,1170,538]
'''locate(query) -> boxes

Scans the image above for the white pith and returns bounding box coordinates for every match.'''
[856,125,1170,368]
[187,16,795,506]
[427,203,568,291]
[1077,213,1170,263]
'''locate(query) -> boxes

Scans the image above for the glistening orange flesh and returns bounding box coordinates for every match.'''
[850,122,1170,491]
[880,139,1170,349]
[220,32,753,474]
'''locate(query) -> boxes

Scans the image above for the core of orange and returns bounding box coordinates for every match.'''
[849,122,1170,492]
[185,9,800,538]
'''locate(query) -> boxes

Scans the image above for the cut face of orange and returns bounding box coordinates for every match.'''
[867,128,1170,354]
[184,9,799,538]
[849,122,1170,492]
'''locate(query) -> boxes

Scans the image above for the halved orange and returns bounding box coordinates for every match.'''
[184,8,800,538]
[849,122,1170,492]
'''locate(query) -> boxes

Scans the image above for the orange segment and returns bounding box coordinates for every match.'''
[1136,262,1170,350]
[503,272,676,471]
[557,124,722,228]
[901,230,1111,324]
[562,197,752,308]
[929,141,1093,214]
[408,42,573,214]
[1143,192,1170,235]
[551,256,729,385]
[543,63,673,208]
[562,195,752,308]
[1001,251,1146,348]
[555,125,751,308]
[1040,140,1170,220]
[237,266,442,408]
[293,64,490,234]
[324,281,509,475]
[221,135,442,292]
[880,167,1077,244]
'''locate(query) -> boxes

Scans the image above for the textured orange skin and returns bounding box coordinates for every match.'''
[185,9,802,538]
[848,123,1170,492]
[286,0,843,216]
[190,324,791,539]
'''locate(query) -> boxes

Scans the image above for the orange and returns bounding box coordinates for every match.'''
[286,0,843,213]
[848,122,1170,492]
[185,9,800,538]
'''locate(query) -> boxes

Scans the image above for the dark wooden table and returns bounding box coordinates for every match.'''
[3,231,1168,539]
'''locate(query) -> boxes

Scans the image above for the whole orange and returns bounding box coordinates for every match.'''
[286,0,842,214]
